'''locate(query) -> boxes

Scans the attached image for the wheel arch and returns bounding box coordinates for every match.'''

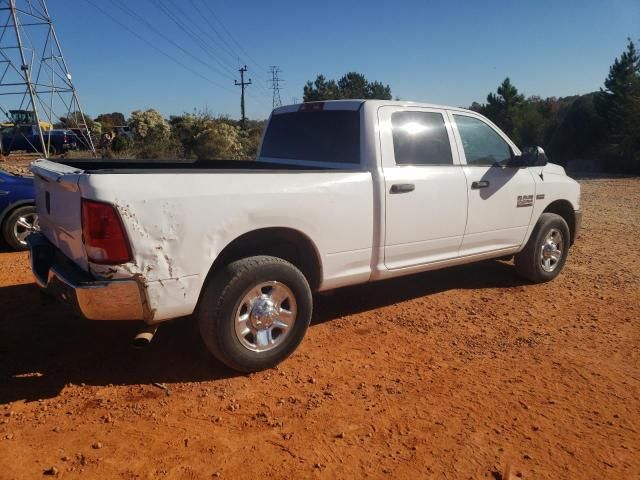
[205,227,323,291]
[542,200,576,245]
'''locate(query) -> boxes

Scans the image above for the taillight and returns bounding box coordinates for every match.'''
[81,199,132,264]
[63,134,68,143]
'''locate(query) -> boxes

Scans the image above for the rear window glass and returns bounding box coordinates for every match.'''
[261,110,360,165]
[391,111,453,165]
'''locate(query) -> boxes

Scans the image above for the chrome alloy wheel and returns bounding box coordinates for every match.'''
[13,212,39,246]
[234,281,297,352]
[540,228,563,272]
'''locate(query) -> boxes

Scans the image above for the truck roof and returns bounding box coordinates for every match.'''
[273,99,475,115]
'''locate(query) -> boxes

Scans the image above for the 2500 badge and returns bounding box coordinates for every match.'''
[517,194,534,207]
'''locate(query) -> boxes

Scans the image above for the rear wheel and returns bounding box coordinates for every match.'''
[515,213,570,283]
[197,256,312,372]
[2,205,39,251]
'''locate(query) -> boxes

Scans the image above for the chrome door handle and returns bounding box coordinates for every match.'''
[0,190,9,195]
[471,180,490,189]
[390,183,415,194]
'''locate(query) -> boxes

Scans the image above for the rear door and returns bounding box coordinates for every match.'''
[448,111,536,256]
[379,106,468,269]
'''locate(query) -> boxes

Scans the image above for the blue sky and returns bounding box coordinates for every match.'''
[52,0,639,120]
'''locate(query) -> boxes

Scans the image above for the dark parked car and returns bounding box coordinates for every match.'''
[0,169,37,250]
[1,126,78,156]
[69,128,97,151]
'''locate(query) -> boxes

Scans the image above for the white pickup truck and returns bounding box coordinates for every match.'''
[28,100,581,372]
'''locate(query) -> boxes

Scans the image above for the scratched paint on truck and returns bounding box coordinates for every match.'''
[83,170,374,321]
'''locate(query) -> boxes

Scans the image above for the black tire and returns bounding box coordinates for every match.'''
[197,255,312,372]
[2,205,38,251]
[515,213,570,283]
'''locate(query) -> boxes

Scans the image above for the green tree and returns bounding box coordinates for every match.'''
[58,111,94,130]
[596,38,640,170]
[337,72,368,98]
[303,75,340,101]
[129,109,179,159]
[482,77,525,137]
[546,94,606,163]
[303,72,392,101]
[169,111,251,160]
[95,112,126,131]
[193,121,244,160]
[130,109,170,139]
[168,112,202,158]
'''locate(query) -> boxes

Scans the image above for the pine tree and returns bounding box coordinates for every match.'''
[303,72,392,102]
[596,38,640,170]
[483,78,525,137]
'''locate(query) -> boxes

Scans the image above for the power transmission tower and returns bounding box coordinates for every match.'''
[234,65,251,125]
[0,0,96,157]
[268,65,283,109]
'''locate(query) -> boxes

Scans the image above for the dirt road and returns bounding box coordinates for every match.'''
[1,177,638,479]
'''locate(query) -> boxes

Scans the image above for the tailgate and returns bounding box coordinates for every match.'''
[31,159,88,271]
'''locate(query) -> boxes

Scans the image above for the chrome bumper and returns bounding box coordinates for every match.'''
[27,233,147,321]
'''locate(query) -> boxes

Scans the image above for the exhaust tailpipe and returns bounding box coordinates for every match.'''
[133,325,158,348]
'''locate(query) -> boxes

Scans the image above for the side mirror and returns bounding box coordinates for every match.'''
[510,146,548,167]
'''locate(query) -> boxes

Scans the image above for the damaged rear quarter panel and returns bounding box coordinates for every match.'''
[79,170,373,322]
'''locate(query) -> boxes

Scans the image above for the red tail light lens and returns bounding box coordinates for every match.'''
[81,199,132,264]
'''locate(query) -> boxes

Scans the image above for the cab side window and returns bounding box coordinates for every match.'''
[453,115,512,166]
[391,111,453,166]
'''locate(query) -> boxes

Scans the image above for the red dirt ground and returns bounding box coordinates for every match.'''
[0,176,638,479]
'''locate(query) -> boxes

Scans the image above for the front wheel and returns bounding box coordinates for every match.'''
[515,213,570,283]
[197,256,312,372]
[2,205,39,251]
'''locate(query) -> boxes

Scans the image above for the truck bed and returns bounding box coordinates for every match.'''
[55,158,348,174]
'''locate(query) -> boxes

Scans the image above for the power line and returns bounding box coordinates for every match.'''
[111,0,235,82]
[186,0,244,67]
[148,0,272,105]
[182,0,272,98]
[149,0,241,80]
[179,0,272,96]
[196,0,266,73]
[84,0,235,94]
[268,66,283,109]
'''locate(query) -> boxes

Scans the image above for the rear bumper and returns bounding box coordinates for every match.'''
[27,233,147,321]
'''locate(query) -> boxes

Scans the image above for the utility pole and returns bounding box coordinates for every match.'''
[234,65,251,125]
[268,66,283,109]
[0,0,96,157]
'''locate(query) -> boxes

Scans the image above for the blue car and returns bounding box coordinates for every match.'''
[0,169,37,250]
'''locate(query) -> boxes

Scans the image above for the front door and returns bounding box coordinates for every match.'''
[379,106,468,270]
[449,112,536,256]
